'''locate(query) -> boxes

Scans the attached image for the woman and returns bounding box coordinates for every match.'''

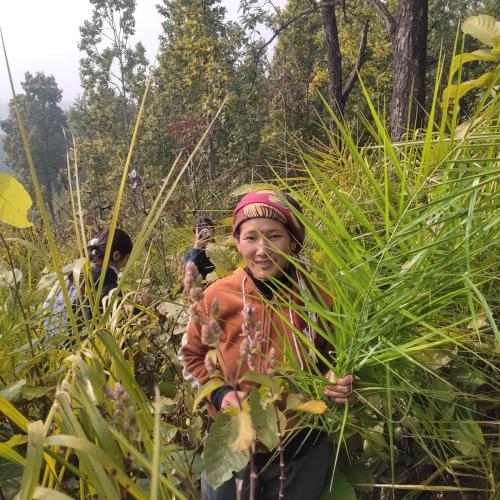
[180,191,354,500]
[43,227,133,343]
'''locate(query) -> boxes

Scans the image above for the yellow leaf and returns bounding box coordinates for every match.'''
[229,409,255,453]
[0,173,33,228]
[290,399,328,414]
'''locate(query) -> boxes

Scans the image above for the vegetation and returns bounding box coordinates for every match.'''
[0,2,499,499]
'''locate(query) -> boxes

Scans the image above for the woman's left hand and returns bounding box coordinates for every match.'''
[323,373,357,406]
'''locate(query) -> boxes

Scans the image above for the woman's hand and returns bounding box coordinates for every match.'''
[221,390,247,410]
[324,373,357,406]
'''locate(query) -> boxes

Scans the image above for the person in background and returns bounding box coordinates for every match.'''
[43,227,133,342]
[182,216,216,279]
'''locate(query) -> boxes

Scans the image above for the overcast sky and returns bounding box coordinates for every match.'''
[0,0,283,115]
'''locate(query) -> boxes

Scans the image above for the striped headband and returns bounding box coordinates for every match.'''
[232,190,305,248]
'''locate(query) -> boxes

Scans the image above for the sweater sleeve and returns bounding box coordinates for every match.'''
[179,298,211,388]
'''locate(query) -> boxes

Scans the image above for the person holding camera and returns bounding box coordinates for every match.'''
[182,216,216,279]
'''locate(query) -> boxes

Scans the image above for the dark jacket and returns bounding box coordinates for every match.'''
[183,248,215,279]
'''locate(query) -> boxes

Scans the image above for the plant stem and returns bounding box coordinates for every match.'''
[0,234,37,362]
[249,453,257,500]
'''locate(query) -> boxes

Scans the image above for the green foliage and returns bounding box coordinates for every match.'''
[271,65,499,494]
[1,4,500,498]
[443,14,500,106]
[204,411,250,489]
[0,72,67,219]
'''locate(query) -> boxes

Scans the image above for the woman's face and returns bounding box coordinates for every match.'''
[236,218,296,280]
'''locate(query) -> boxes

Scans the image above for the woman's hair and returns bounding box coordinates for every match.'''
[87,227,133,264]
[193,216,214,233]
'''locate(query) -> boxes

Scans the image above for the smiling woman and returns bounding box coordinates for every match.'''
[180,190,355,500]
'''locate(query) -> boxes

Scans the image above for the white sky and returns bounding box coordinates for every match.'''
[0,0,284,115]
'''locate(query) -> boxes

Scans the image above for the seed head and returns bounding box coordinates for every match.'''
[201,319,222,345]
[189,287,203,302]
[247,353,256,371]
[210,298,220,316]
[188,304,201,322]
[204,351,217,374]
[239,337,250,360]
[184,261,201,293]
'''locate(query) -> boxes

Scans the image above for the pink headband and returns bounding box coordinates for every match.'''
[232,190,305,247]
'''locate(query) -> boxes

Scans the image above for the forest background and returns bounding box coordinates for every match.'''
[0,0,499,499]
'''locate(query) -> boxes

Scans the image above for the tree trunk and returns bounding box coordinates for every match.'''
[46,179,56,221]
[390,0,428,140]
[321,3,344,120]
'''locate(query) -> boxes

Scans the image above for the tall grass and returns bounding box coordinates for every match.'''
[1,21,499,500]
[270,67,499,496]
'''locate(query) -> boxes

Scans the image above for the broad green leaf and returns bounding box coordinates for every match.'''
[0,379,26,402]
[240,371,282,394]
[321,469,356,500]
[204,412,250,489]
[442,72,495,105]
[462,15,500,47]
[0,173,33,228]
[450,367,487,390]
[229,408,255,453]
[449,420,485,457]
[0,459,23,497]
[230,183,279,197]
[205,243,240,272]
[22,385,56,401]
[193,378,225,411]
[450,50,499,77]
[249,390,280,451]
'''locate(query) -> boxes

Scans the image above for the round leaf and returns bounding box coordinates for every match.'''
[0,173,33,228]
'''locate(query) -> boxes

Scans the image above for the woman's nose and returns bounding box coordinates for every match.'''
[255,239,268,255]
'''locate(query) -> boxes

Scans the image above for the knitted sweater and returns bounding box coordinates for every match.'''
[179,267,331,417]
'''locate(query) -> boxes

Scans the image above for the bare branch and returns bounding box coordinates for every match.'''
[253,1,341,61]
[366,0,394,38]
[342,21,369,102]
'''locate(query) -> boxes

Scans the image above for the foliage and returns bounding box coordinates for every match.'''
[0,72,67,220]
[443,14,500,106]
[1,6,499,499]
[78,0,148,128]
[270,66,499,495]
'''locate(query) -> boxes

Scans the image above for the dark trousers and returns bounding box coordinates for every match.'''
[201,437,330,500]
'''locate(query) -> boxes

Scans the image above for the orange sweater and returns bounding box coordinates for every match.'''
[179,268,331,416]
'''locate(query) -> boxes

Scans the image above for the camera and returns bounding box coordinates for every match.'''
[199,227,211,239]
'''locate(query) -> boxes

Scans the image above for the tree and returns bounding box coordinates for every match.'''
[243,0,369,122]
[367,0,428,139]
[143,0,266,200]
[69,0,148,225]
[0,72,67,219]
[78,0,148,130]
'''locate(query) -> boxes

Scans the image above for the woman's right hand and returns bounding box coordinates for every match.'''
[221,390,247,410]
